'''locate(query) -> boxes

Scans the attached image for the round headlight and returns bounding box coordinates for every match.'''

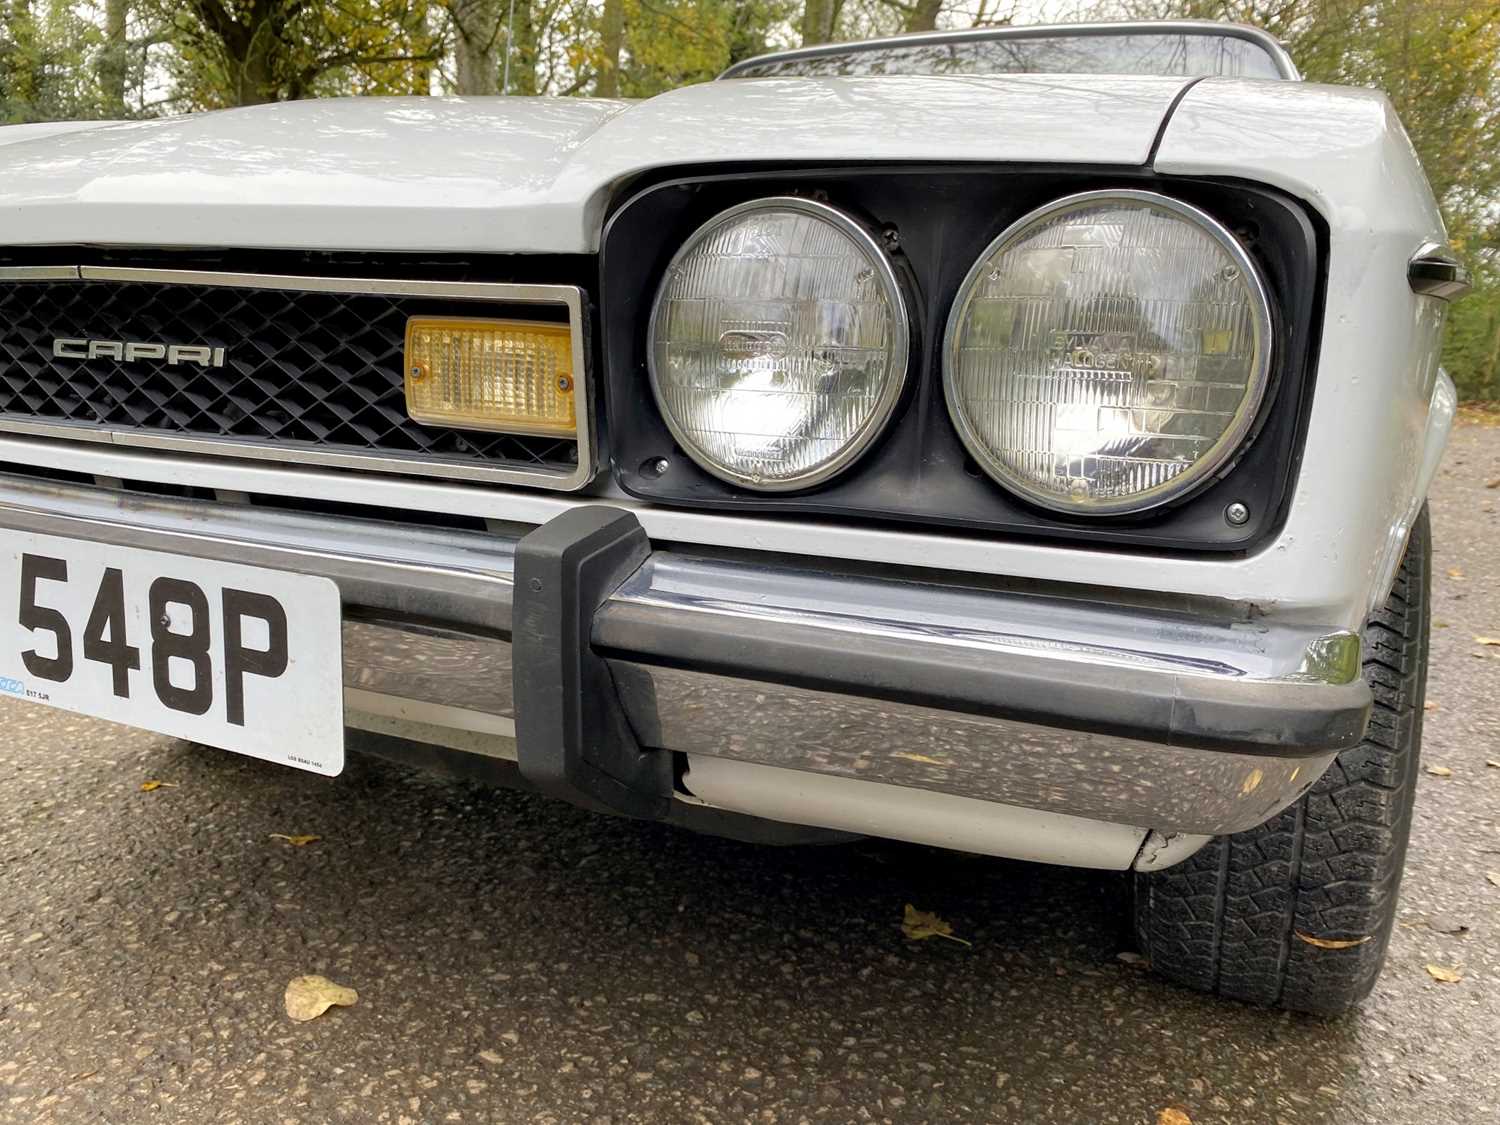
[648,197,909,491]
[943,190,1272,515]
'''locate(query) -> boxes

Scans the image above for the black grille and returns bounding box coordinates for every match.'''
[0,277,581,479]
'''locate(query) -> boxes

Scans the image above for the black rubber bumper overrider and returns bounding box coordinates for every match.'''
[512,506,672,819]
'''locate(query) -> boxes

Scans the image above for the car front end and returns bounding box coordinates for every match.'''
[0,24,1464,1009]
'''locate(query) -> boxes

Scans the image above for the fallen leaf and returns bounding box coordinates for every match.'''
[269,834,321,847]
[1487,872,1500,887]
[284,975,358,1022]
[1426,916,1470,936]
[1448,567,1466,580]
[1487,760,1500,769]
[1157,1109,1193,1125]
[1296,932,1373,950]
[1476,636,1500,647]
[1435,620,1450,628]
[1424,701,1440,712]
[901,904,972,947]
[1425,964,1464,983]
[891,751,946,766]
[139,780,177,792]
[1487,478,1500,489]
[1425,765,1453,777]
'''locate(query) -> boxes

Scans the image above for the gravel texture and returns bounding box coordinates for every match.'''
[1,422,1498,1124]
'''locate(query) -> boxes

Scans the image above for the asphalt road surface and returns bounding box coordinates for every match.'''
[3,421,1499,1125]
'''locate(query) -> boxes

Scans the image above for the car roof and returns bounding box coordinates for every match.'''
[718,20,1300,82]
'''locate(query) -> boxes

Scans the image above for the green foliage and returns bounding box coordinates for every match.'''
[1,0,111,122]
[143,1,438,108]
[612,0,795,96]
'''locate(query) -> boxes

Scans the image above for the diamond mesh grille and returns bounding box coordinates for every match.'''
[0,278,580,476]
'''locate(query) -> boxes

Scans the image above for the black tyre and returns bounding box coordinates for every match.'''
[1134,506,1430,1014]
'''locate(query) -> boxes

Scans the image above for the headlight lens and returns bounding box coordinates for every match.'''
[943,190,1273,515]
[648,197,909,490]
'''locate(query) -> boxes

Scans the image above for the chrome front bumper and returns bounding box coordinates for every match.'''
[0,472,1370,863]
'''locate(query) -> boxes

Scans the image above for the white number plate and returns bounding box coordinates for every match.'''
[0,530,344,775]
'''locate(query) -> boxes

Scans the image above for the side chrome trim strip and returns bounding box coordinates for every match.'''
[1408,243,1472,302]
[77,266,580,305]
[0,267,597,491]
[0,265,81,281]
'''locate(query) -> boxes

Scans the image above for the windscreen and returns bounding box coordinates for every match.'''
[728,31,1287,80]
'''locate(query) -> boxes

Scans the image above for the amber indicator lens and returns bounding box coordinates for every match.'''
[403,317,576,436]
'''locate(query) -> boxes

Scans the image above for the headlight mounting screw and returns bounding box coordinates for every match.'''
[1225,501,1251,526]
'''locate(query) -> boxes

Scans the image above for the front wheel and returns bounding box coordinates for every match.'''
[1133,506,1430,1014]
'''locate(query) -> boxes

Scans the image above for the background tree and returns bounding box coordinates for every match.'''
[147,0,439,107]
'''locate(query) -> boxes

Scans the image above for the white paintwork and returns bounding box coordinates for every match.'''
[1154,79,1450,629]
[682,755,1166,869]
[0,76,1189,253]
[0,76,1452,639]
[0,120,128,148]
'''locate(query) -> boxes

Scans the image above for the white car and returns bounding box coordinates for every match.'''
[0,20,1467,1012]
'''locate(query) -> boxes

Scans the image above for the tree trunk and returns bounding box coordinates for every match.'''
[98,0,129,116]
[236,27,278,105]
[7,0,39,113]
[594,0,625,97]
[452,0,499,95]
[407,0,435,94]
[905,0,942,33]
[801,0,836,47]
[503,0,539,95]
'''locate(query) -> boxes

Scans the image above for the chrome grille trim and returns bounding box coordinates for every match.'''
[0,266,597,491]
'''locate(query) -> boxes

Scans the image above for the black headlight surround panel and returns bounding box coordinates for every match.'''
[600,165,1324,552]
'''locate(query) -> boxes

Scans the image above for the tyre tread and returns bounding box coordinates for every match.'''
[1134,507,1430,1014]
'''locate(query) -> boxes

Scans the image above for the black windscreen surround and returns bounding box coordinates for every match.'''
[599,166,1325,553]
[0,277,578,474]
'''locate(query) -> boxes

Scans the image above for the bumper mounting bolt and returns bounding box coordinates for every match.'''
[1225,501,1251,526]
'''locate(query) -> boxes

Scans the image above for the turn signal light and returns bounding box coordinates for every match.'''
[403,317,576,436]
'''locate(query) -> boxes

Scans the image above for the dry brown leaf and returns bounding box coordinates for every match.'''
[1426,916,1471,936]
[1157,1109,1193,1125]
[1448,567,1466,580]
[901,904,972,947]
[891,751,946,766]
[1295,932,1372,950]
[139,780,177,792]
[1425,765,1453,778]
[1475,636,1500,647]
[1487,872,1500,888]
[1425,964,1464,984]
[269,834,321,847]
[1487,760,1500,769]
[1487,478,1500,489]
[284,975,358,1022]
